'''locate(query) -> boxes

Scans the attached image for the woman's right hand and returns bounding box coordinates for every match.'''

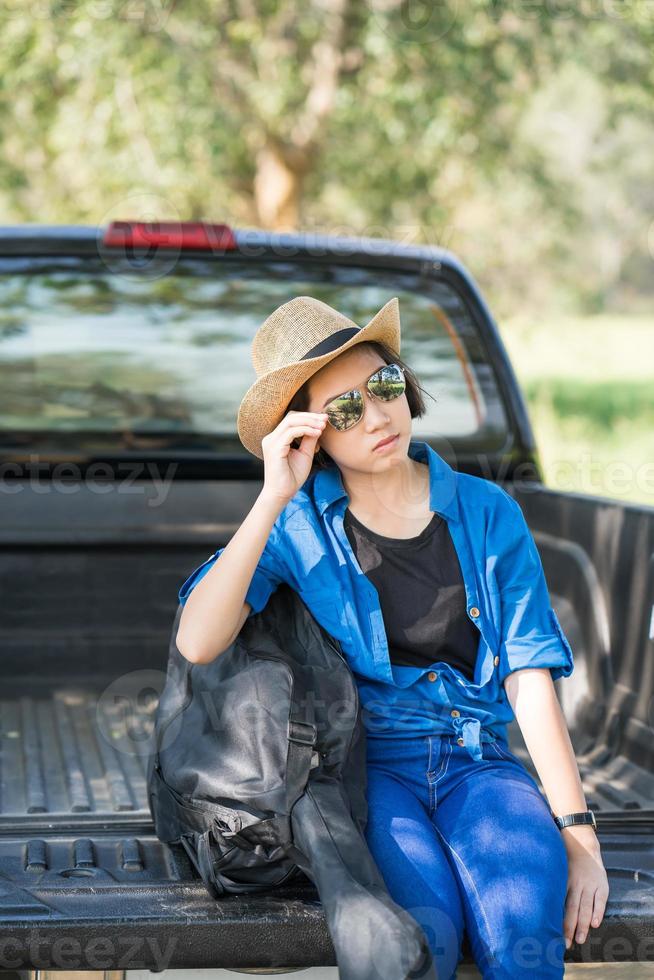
[261,410,329,505]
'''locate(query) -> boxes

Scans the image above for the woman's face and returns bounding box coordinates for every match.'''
[306,345,412,471]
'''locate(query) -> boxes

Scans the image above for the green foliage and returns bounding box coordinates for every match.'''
[502,312,654,507]
[0,3,653,318]
[524,378,654,435]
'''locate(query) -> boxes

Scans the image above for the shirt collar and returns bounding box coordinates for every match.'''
[312,439,461,523]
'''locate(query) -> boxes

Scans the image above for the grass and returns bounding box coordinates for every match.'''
[499,313,654,508]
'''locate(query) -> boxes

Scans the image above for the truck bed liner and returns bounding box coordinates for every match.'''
[2,678,654,822]
[1,682,653,968]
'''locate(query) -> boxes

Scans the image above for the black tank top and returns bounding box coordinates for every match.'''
[343,506,479,680]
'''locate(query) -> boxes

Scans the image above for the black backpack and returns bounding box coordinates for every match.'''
[147,581,437,980]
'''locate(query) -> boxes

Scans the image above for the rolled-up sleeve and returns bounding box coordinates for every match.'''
[178,516,290,617]
[491,492,574,685]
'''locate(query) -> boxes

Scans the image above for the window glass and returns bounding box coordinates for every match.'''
[0,259,507,451]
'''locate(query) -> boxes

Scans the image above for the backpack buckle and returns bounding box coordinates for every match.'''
[287,720,317,747]
[214,826,257,851]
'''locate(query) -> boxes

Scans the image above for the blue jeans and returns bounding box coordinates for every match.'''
[364,732,569,979]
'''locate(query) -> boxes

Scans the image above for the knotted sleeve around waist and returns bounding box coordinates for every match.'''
[489,491,575,687]
[450,715,480,760]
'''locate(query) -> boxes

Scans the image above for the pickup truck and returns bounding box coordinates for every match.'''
[1,221,653,977]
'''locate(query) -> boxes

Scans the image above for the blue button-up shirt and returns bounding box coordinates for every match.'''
[178,440,574,762]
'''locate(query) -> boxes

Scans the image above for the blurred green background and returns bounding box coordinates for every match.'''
[503,312,654,505]
[1,1,652,505]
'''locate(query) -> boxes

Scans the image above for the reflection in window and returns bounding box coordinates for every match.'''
[0,262,506,447]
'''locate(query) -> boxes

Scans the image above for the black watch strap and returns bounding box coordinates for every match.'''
[552,809,597,831]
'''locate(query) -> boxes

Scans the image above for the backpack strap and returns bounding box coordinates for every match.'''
[285,718,318,811]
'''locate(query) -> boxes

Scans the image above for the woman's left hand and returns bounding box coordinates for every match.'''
[562,826,610,949]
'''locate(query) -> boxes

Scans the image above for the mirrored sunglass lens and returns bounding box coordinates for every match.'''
[325,389,363,430]
[324,365,404,430]
[368,363,405,399]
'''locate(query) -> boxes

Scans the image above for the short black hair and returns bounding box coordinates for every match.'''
[285,340,434,471]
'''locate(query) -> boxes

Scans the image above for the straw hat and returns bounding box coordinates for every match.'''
[237,296,401,459]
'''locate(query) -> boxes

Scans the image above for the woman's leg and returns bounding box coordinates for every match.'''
[431,739,569,979]
[364,738,467,980]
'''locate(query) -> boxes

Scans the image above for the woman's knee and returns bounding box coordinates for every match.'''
[433,773,569,976]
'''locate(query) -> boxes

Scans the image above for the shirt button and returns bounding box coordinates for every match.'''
[451,709,460,717]
[456,737,465,747]
[469,606,480,618]
[427,671,438,682]
[494,655,500,667]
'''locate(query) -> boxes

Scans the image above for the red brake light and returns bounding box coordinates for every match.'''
[102,221,237,251]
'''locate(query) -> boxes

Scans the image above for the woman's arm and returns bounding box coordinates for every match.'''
[177,490,288,665]
[504,667,587,817]
[504,668,610,949]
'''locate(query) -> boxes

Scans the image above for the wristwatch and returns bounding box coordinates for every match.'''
[552,809,597,832]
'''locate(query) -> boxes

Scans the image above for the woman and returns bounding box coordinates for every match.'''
[177,295,609,979]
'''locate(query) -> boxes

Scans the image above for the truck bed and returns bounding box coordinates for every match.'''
[0,675,334,971]
[1,470,653,968]
[3,674,654,821]
[1,669,653,970]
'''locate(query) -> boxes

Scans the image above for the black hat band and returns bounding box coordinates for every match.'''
[301,326,361,360]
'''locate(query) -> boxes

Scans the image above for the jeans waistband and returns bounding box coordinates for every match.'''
[440,730,497,744]
[367,721,501,763]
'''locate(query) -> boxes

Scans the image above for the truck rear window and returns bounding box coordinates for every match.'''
[0,257,508,456]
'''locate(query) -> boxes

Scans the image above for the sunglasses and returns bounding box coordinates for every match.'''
[322,362,406,432]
